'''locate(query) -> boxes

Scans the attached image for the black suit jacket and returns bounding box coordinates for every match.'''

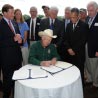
[62,18,71,32]
[64,20,89,59]
[0,18,22,65]
[87,13,98,58]
[26,17,41,43]
[40,18,64,47]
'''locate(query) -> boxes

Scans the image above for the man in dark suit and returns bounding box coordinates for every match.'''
[0,13,3,90]
[63,7,71,32]
[0,4,22,98]
[40,6,64,58]
[63,8,89,85]
[61,7,71,61]
[26,6,41,46]
[86,1,98,89]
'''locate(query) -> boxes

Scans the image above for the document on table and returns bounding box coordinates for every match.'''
[55,61,73,69]
[41,65,63,74]
[12,67,47,80]
[41,61,73,74]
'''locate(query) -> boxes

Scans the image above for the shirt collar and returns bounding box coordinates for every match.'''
[89,14,97,22]
[32,17,36,21]
[3,16,10,24]
[49,18,55,24]
[73,19,79,26]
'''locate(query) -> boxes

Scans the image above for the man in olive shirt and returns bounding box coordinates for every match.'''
[28,29,60,66]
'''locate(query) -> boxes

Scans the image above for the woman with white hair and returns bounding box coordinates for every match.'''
[28,29,60,66]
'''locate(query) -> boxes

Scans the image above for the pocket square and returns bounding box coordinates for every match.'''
[94,23,98,26]
[37,23,40,25]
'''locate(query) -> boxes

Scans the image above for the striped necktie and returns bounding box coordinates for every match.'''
[88,18,93,28]
[8,20,14,33]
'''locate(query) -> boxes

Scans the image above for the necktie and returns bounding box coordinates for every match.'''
[73,23,75,31]
[8,20,14,33]
[50,19,54,30]
[31,20,34,41]
[88,18,93,28]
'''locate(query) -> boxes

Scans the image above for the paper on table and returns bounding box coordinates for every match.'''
[12,68,47,80]
[12,69,28,80]
[31,68,47,78]
[55,61,73,69]
[41,65,63,74]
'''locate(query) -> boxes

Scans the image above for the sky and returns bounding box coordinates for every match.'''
[0,0,98,16]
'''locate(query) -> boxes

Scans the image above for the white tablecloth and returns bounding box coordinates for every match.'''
[14,61,83,98]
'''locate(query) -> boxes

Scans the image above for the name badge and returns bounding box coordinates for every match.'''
[94,23,98,26]
[48,49,50,54]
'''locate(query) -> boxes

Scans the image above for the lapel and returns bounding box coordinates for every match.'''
[3,18,11,29]
[35,18,41,33]
[54,18,58,27]
[2,18,15,35]
[47,18,50,27]
[11,20,17,34]
[89,13,98,29]
[35,18,40,29]
[70,22,74,32]
[75,20,80,30]
[73,20,80,32]
[35,18,37,31]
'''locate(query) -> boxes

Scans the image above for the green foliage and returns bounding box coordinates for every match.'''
[23,14,30,20]
[0,10,1,12]
[57,16,63,20]
[38,15,44,19]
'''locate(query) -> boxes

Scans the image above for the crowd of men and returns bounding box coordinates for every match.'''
[0,1,98,98]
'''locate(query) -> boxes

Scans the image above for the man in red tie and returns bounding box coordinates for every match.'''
[0,4,22,98]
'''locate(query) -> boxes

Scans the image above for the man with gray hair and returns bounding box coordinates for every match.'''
[60,7,71,61]
[63,7,71,32]
[86,1,98,90]
[26,6,41,46]
[40,6,64,59]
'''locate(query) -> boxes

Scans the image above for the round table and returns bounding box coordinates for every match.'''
[14,61,83,98]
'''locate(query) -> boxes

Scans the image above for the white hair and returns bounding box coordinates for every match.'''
[65,7,71,11]
[87,1,98,10]
[30,6,37,11]
[49,6,59,13]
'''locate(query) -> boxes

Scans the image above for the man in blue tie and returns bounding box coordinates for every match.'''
[63,7,71,32]
[50,19,54,30]
[40,6,64,59]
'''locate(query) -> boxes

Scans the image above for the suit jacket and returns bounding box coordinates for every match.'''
[26,17,41,44]
[40,18,64,47]
[87,13,98,58]
[0,18,22,65]
[63,18,70,32]
[64,20,89,59]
